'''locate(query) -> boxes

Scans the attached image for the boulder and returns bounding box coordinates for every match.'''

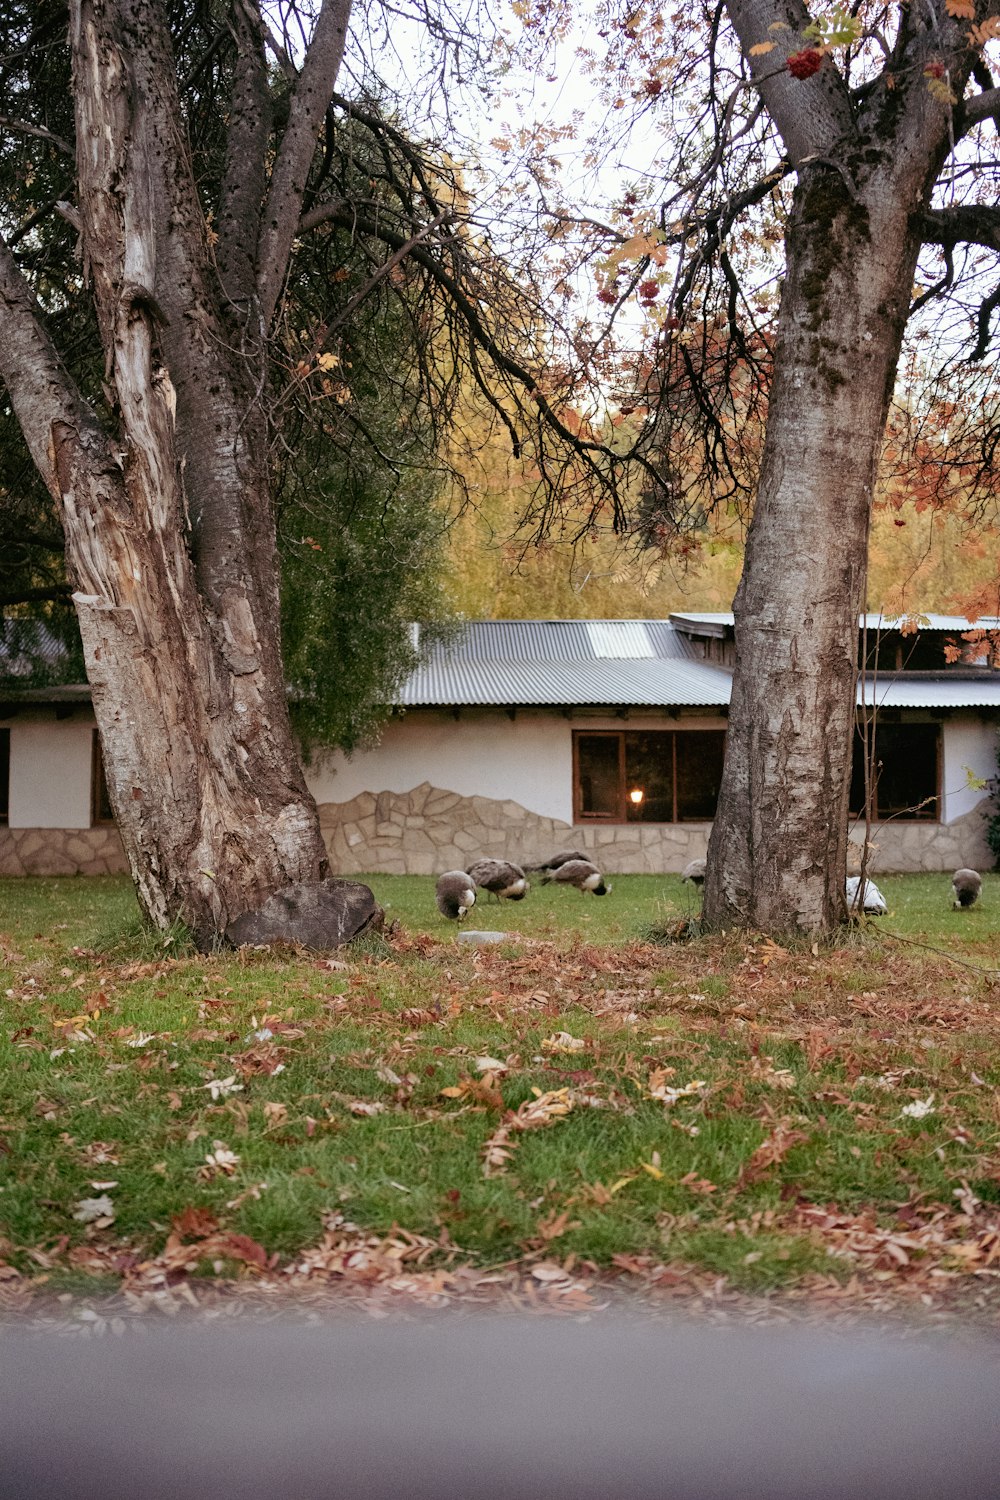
[226,878,383,951]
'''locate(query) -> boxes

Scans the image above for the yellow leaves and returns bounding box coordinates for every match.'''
[749,41,776,55]
[315,352,340,371]
[647,1070,707,1106]
[602,229,668,276]
[540,1031,586,1054]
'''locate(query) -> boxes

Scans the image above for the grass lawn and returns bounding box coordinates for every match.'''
[2,871,1000,1321]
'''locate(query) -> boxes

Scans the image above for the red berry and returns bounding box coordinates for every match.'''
[787,48,823,80]
[638,279,660,301]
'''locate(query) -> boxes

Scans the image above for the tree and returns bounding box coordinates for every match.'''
[0,0,604,944]
[520,0,1000,933]
[698,0,1000,933]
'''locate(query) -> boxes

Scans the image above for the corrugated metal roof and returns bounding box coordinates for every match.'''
[401,621,1000,710]
[858,674,1000,709]
[671,610,1000,634]
[399,656,732,708]
[427,620,692,662]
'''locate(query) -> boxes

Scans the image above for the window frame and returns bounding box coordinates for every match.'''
[572,727,726,825]
[849,718,942,823]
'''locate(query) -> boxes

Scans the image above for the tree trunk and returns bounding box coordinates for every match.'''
[704,164,923,934]
[0,0,357,946]
[61,0,331,944]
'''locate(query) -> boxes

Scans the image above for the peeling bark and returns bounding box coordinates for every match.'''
[0,0,358,943]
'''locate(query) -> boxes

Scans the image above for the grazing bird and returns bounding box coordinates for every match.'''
[465,859,529,901]
[845,875,888,915]
[435,870,477,922]
[681,857,707,887]
[952,868,982,910]
[541,858,610,896]
[537,849,589,873]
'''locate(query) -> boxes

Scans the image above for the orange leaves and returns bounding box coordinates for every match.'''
[482,1087,573,1177]
[945,0,975,16]
[736,1118,809,1186]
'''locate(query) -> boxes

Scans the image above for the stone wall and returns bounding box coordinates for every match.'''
[1,786,990,880]
[0,825,127,877]
[848,803,993,875]
[320,784,995,877]
[318,783,711,875]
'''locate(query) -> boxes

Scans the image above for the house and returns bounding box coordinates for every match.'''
[2,615,998,878]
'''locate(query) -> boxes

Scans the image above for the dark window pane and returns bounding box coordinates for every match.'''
[675,731,726,820]
[92,731,114,823]
[850,722,939,820]
[0,728,9,824]
[623,732,674,823]
[577,735,620,819]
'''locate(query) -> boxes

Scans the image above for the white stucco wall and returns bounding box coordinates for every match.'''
[7,720,95,829]
[308,710,577,822]
[307,709,730,824]
[941,714,998,824]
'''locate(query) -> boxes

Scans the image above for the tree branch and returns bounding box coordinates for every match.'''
[958,85,1000,132]
[0,584,73,608]
[0,113,73,156]
[216,0,272,310]
[256,0,355,325]
[725,0,857,166]
[919,204,1000,251]
[0,231,105,500]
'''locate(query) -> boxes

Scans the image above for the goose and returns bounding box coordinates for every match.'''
[435,870,477,921]
[845,875,888,915]
[952,868,982,910]
[465,859,529,901]
[681,857,707,887]
[541,858,610,896]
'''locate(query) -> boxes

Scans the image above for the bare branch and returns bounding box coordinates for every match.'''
[0,113,72,156]
[257,0,355,324]
[919,204,1000,251]
[958,85,1000,132]
[216,0,272,309]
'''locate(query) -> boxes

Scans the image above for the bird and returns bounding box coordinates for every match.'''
[952,868,982,910]
[540,858,610,896]
[465,859,529,901]
[845,875,887,915]
[536,849,589,873]
[435,870,477,921]
[681,857,707,887]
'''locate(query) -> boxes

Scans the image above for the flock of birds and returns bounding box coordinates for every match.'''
[678,857,983,917]
[435,850,609,920]
[436,854,985,922]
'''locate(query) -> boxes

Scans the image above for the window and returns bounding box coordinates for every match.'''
[849,721,940,821]
[0,727,9,825]
[574,729,726,823]
[91,730,114,823]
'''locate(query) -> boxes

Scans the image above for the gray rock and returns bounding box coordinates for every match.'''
[226,878,383,951]
[456,930,508,945]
